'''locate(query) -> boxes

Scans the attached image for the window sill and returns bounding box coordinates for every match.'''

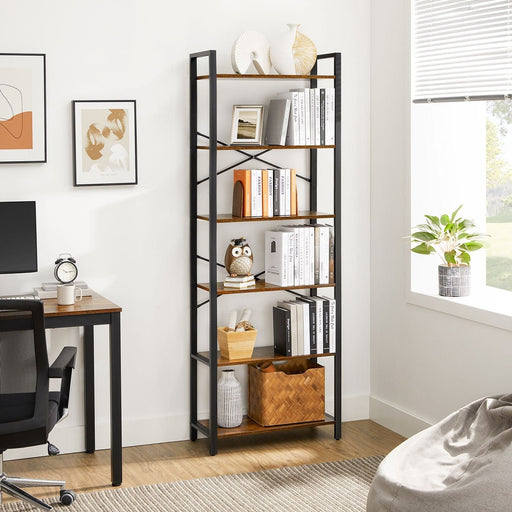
[407,284,512,332]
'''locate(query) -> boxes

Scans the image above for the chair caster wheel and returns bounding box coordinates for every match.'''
[60,490,76,506]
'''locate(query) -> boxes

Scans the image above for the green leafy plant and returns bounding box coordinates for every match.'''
[410,205,489,266]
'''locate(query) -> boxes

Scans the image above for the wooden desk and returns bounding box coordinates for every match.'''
[0,292,123,486]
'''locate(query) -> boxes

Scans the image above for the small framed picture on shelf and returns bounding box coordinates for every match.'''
[72,99,138,186]
[230,105,264,145]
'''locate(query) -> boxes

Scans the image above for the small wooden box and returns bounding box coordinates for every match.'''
[217,327,257,360]
[248,360,325,426]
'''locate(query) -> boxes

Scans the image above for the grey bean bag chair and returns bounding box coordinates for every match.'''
[367,393,512,511]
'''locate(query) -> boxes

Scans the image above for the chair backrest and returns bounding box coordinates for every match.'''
[0,299,50,451]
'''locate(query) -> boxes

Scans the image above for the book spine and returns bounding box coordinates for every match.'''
[281,99,291,145]
[261,169,268,217]
[233,169,251,217]
[316,300,323,353]
[310,88,316,145]
[322,299,330,353]
[309,301,317,354]
[328,225,335,283]
[296,90,305,145]
[285,92,300,145]
[267,170,274,218]
[251,170,262,217]
[290,168,297,216]
[329,299,336,353]
[284,168,291,216]
[319,225,330,284]
[303,89,311,145]
[314,88,321,145]
[279,169,286,215]
[325,87,335,145]
[320,88,325,146]
[265,231,286,286]
[273,169,280,216]
[287,231,295,287]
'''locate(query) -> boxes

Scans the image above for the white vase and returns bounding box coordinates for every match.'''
[270,24,317,75]
[217,369,243,428]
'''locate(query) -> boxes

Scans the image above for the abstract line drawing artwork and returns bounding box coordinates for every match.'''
[73,100,137,186]
[0,54,46,163]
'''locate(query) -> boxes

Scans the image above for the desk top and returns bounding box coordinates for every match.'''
[41,291,122,317]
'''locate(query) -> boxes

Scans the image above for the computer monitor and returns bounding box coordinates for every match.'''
[0,201,38,274]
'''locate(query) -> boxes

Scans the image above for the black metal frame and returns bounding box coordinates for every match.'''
[190,50,342,455]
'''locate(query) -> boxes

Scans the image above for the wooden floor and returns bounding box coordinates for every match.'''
[2,420,404,501]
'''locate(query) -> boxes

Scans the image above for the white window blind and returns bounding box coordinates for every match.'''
[413,0,512,102]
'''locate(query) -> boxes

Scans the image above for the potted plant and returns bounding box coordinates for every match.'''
[410,205,488,297]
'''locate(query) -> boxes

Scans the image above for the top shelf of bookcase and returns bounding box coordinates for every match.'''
[196,73,336,81]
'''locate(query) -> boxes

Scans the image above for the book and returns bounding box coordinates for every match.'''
[283,168,290,216]
[281,226,300,285]
[264,98,291,146]
[328,225,335,283]
[308,296,324,353]
[294,299,310,355]
[315,224,330,284]
[310,88,317,145]
[290,168,297,216]
[320,296,330,353]
[325,87,335,145]
[273,306,291,356]
[297,296,317,355]
[267,169,274,218]
[278,301,299,356]
[224,275,255,282]
[320,88,326,146]
[278,91,300,145]
[233,169,252,217]
[319,296,336,353]
[290,88,310,145]
[265,230,293,286]
[313,88,321,145]
[261,169,269,217]
[273,168,280,216]
[251,169,262,217]
[34,287,93,299]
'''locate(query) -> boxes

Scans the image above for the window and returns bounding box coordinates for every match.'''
[411,0,512,297]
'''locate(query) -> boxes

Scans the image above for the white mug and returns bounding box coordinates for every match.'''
[57,284,83,305]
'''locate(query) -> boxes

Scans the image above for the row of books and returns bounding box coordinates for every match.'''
[265,225,334,287]
[233,168,297,218]
[264,88,335,146]
[273,296,336,357]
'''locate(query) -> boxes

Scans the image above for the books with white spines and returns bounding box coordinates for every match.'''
[34,287,93,299]
[279,169,286,215]
[308,296,324,353]
[278,91,300,145]
[314,224,331,284]
[278,301,299,356]
[267,170,274,218]
[324,88,335,145]
[264,98,291,146]
[310,88,316,145]
[251,169,262,217]
[290,88,310,145]
[265,230,293,286]
[320,88,326,146]
[281,226,300,285]
[299,225,315,285]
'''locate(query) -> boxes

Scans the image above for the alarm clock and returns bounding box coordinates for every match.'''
[54,253,78,284]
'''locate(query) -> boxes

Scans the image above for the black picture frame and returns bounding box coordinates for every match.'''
[72,99,138,186]
[0,53,47,164]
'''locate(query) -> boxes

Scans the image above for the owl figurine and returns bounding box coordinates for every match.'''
[225,237,253,276]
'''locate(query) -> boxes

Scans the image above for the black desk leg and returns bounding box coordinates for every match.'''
[84,325,95,454]
[110,312,122,486]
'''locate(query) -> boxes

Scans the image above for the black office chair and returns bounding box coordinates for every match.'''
[0,299,77,510]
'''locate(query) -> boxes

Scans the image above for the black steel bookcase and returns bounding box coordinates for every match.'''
[189,49,342,455]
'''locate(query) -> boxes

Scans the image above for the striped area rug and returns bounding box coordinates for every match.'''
[1,456,382,511]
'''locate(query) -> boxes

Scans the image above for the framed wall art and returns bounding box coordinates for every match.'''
[72,100,138,186]
[230,105,264,145]
[0,53,47,163]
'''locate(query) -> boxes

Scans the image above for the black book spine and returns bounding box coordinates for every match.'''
[320,88,326,146]
[323,299,330,353]
[309,302,317,355]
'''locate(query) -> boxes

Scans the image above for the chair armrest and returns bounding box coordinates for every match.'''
[49,347,77,378]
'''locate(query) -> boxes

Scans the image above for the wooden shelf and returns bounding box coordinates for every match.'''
[198,414,335,438]
[197,280,334,294]
[197,211,335,223]
[197,144,335,151]
[198,345,336,366]
[196,73,335,81]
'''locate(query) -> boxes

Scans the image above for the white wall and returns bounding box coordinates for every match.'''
[2,0,372,458]
[370,0,512,438]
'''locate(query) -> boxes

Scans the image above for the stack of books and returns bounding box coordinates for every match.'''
[264,225,334,287]
[265,87,335,146]
[273,296,336,356]
[223,275,256,289]
[34,281,93,299]
[233,168,297,218]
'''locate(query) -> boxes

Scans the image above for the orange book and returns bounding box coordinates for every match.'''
[290,169,297,215]
[233,169,252,217]
[261,169,269,217]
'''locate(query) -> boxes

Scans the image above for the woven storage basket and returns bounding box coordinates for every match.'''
[248,359,325,426]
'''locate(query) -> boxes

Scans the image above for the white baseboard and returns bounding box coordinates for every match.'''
[5,394,371,461]
[369,396,431,438]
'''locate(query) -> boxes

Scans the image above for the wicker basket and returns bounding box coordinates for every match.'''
[248,359,325,426]
[217,327,257,360]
